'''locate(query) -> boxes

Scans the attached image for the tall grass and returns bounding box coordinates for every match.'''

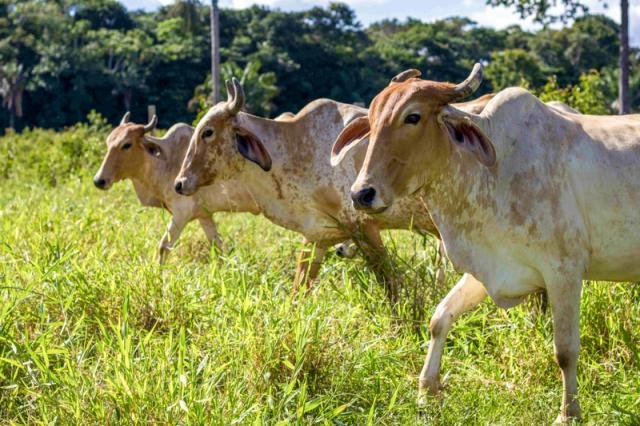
[0,126,638,424]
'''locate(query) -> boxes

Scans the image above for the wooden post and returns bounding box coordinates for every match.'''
[619,0,630,114]
[210,0,221,104]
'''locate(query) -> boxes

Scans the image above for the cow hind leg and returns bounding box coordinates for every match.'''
[418,273,487,400]
[199,216,222,252]
[158,216,187,264]
[293,240,328,292]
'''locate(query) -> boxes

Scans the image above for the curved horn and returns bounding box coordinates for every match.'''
[225,79,235,103]
[450,63,484,102]
[226,77,245,115]
[390,69,422,85]
[120,111,131,125]
[144,114,158,133]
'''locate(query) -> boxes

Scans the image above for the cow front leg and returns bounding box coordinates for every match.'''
[158,216,187,264]
[293,240,328,292]
[547,276,582,423]
[418,273,487,400]
[198,216,222,252]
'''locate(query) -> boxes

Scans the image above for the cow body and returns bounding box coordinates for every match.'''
[175,86,443,293]
[333,64,639,421]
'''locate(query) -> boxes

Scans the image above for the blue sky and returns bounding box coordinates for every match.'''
[120,0,640,46]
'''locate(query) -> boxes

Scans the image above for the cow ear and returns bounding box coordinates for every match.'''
[331,116,370,166]
[142,138,165,159]
[235,127,272,171]
[440,110,496,167]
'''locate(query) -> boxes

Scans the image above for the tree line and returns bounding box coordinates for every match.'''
[1,0,637,132]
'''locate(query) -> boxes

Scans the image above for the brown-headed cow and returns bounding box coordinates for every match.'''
[93,113,255,263]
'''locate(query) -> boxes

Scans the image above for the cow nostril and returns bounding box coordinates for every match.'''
[361,187,376,204]
[175,180,183,194]
[352,187,377,208]
[94,178,106,189]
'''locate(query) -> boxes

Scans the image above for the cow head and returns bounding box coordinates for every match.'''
[174,78,272,196]
[331,63,494,213]
[93,113,159,190]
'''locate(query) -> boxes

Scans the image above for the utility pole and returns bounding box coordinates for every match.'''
[619,0,630,114]
[210,0,221,104]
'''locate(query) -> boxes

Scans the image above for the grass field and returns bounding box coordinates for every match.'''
[1,125,639,424]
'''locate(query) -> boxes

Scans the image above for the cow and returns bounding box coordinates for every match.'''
[93,113,251,263]
[173,79,454,296]
[331,63,640,422]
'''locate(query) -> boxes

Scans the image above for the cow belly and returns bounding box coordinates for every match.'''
[582,212,640,281]
[585,247,640,281]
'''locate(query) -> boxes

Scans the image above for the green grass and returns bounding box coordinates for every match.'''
[0,127,639,424]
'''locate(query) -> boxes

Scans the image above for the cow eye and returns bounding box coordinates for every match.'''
[202,128,214,139]
[121,142,132,150]
[404,113,421,125]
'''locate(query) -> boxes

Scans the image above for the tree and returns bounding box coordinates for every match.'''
[485,49,546,90]
[538,70,612,114]
[189,58,278,119]
[0,62,29,129]
[487,0,631,113]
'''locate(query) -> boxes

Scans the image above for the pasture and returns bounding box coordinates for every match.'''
[0,123,639,424]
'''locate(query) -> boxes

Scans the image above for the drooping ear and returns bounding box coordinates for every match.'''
[142,137,165,159]
[234,127,272,171]
[330,116,370,167]
[439,108,496,167]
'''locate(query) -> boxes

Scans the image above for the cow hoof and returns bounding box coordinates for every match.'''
[417,383,442,407]
[553,410,581,424]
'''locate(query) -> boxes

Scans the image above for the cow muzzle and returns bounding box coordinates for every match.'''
[174,176,197,196]
[350,184,389,213]
[93,175,111,190]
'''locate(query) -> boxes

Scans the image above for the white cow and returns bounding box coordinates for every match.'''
[332,63,640,422]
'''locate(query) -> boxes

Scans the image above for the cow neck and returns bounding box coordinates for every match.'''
[421,115,498,242]
[131,171,164,208]
[129,144,183,208]
[232,112,312,226]
[211,173,262,215]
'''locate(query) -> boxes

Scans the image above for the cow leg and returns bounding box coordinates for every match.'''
[434,239,446,286]
[547,277,582,423]
[359,223,399,304]
[198,216,222,252]
[418,273,487,399]
[158,215,188,264]
[293,240,328,292]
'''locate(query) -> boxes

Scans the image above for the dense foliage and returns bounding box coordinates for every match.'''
[1,1,638,131]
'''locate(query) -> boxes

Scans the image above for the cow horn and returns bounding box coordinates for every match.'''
[144,114,157,133]
[225,79,235,103]
[227,77,245,115]
[451,63,483,102]
[120,111,131,125]
[390,69,422,85]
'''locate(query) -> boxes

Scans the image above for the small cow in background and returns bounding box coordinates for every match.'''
[93,113,224,263]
